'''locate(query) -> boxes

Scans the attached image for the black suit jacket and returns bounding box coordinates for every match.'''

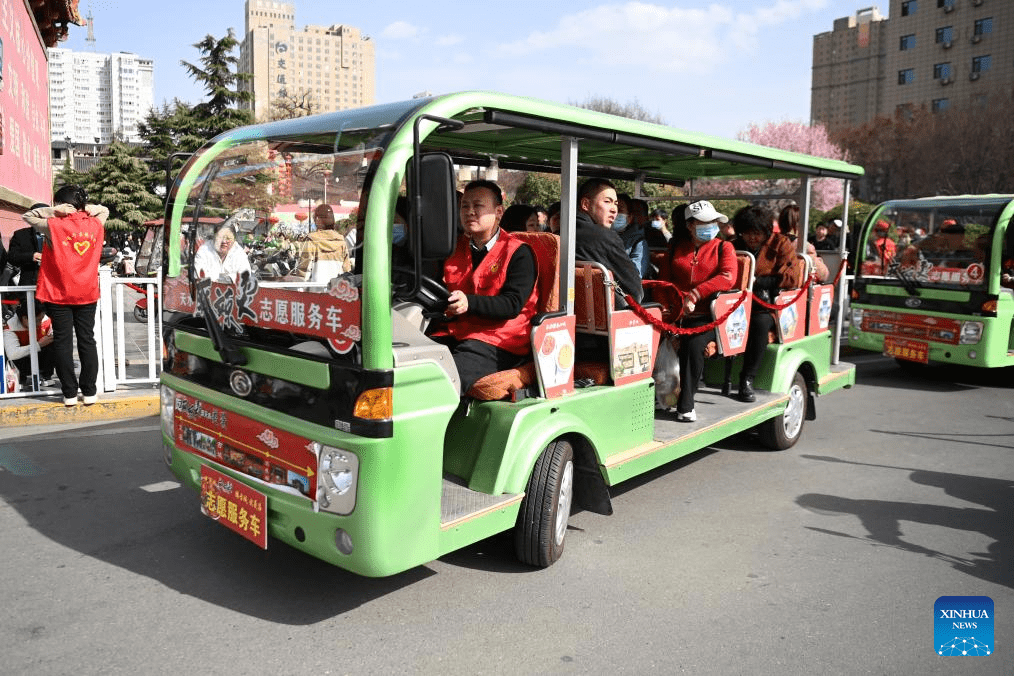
[7,226,43,287]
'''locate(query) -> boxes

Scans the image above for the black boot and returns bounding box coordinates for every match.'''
[739,376,756,403]
[721,357,733,397]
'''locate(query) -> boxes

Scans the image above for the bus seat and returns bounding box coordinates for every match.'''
[575,262,611,333]
[466,232,561,401]
[770,254,810,344]
[712,251,755,357]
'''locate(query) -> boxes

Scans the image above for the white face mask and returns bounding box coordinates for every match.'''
[695,223,720,242]
[651,220,664,229]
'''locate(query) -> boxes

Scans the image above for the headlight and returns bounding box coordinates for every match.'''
[316,445,359,515]
[850,307,864,327]
[959,321,984,345]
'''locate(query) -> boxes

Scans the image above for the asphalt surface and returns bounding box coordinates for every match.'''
[0,352,1010,674]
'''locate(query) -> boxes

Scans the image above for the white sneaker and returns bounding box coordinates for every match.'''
[64,396,79,407]
[82,394,98,406]
[676,410,697,422]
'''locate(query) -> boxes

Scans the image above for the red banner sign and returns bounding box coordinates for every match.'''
[174,392,317,497]
[163,274,361,353]
[200,464,268,549]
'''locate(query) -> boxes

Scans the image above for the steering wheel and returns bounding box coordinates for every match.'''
[392,266,450,316]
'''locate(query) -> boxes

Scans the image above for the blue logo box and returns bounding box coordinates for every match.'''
[935,596,994,656]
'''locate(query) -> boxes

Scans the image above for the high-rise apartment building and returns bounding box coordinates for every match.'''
[812,0,1013,136]
[47,48,155,145]
[239,0,376,121]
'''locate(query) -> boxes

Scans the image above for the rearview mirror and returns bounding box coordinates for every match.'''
[411,152,457,261]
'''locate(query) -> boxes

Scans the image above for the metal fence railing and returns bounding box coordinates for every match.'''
[1,268,162,399]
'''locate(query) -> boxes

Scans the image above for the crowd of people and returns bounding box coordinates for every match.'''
[424,179,830,422]
[2,178,832,420]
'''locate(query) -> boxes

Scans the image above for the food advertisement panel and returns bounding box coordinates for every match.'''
[533,315,576,398]
[609,308,661,386]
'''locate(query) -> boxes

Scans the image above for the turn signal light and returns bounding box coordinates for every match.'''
[981,300,997,313]
[354,387,393,420]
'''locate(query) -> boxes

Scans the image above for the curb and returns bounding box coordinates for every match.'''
[0,394,159,427]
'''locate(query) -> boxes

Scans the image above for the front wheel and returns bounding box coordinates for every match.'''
[515,440,574,567]
[133,304,147,322]
[759,371,807,450]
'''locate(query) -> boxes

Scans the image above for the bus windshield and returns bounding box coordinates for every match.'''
[858,198,1010,290]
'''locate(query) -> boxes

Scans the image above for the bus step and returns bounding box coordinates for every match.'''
[440,474,523,528]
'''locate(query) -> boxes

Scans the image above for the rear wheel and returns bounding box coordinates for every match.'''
[760,371,807,450]
[514,440,574,567]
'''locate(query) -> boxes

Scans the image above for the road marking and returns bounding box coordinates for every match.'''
[0,447,46,476]
[140,481,181,493]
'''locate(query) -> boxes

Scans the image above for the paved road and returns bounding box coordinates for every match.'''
[0,354,1010,675]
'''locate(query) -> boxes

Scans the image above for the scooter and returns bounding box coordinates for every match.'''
[124,282,158,322]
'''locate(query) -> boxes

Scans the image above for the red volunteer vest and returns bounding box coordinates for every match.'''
[35,210,105,305]
[13,317,53,346]
[442,231,538,355]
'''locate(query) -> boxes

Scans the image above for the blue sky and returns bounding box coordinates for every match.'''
[59,0,879,139]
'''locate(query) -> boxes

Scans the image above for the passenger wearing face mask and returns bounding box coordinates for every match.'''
[656,200,736,421]
[645,208,672,249]
[614,194,649,279]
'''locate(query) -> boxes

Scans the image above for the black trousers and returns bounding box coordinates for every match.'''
[676,317,714,414]
[741,311,775,380]
[14,346,55,385]
[433,336,528,395]
[46,302,99,399]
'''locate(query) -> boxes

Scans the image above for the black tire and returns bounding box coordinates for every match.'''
[759,371,807,450]
[894,357,925,373]
[514,440,575,567]
[133,305,147,323]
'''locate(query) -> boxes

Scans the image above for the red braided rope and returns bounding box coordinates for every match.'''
[624,280,749,336]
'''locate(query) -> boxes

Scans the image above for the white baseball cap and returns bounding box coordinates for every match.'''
[685,200,729,224]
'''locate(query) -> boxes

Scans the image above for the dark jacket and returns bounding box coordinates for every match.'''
[7,226,43,287]
[574,211,644,303]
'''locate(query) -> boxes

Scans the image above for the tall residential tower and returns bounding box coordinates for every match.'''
[812,1,1013,136]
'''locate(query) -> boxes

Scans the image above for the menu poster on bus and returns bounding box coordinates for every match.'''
[532,315,576,398]
[174,392,318,498]
[609,308,661,387]
[713,292,750,357]
[774,291,807,343]
[163,274,362,354]
[808,285,834,335]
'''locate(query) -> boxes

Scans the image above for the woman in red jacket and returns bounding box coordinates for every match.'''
[657,200,736,421]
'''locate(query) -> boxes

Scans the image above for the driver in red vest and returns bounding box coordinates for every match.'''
[22,185,108,406]
[431,180,538,394]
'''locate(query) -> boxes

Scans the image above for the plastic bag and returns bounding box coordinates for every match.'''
[2,357,20,394]
[652,335,680,410]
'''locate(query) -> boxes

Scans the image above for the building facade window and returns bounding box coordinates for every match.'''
[933,62,952,79]
[973,18,993,36]
[900,34,916,50]
[971,55,992,73]
[935,26,954,43]
[931,98,949,112]
[902,1,918,17]
[898,68,915,84]
[936,0,954,10]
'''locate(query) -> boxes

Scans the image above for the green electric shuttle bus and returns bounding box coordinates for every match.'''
[849,195,1014,368]
[158,92,864,576]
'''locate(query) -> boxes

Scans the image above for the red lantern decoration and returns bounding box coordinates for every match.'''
[294,212,308,222]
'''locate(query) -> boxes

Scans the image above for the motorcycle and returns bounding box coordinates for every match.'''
[124,281,158,322]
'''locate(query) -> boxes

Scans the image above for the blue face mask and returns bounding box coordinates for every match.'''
[611,214,628,231]
[393,223,407,246]
[651,219,664,230]
[695,223,720,242]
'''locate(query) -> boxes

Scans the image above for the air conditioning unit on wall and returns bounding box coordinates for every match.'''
[940,77,953,85]
[943,40,953,49]
[972,0,983,6]
[971,34,982,43]
[944,4,954,13]
[970,71,980,81]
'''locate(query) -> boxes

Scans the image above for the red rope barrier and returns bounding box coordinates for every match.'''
[623,280,748,336]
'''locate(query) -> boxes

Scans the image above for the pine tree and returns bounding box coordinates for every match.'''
[82,142,163,231]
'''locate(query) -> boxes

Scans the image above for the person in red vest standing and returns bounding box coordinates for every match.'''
[430,179,538,395]
[22,185,109,406]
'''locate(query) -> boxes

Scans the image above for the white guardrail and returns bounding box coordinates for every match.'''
[1,268,162,399]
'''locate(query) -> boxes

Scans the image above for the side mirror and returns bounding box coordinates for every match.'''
[411,152,457,261]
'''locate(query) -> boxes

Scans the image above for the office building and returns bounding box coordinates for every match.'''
[239,0,376,121]
[812,1,1013,136]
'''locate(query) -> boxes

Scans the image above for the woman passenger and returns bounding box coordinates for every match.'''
[657,200,736,422]
[778,204,828,282]
[500,204,539,233]
[731,205,802,402]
